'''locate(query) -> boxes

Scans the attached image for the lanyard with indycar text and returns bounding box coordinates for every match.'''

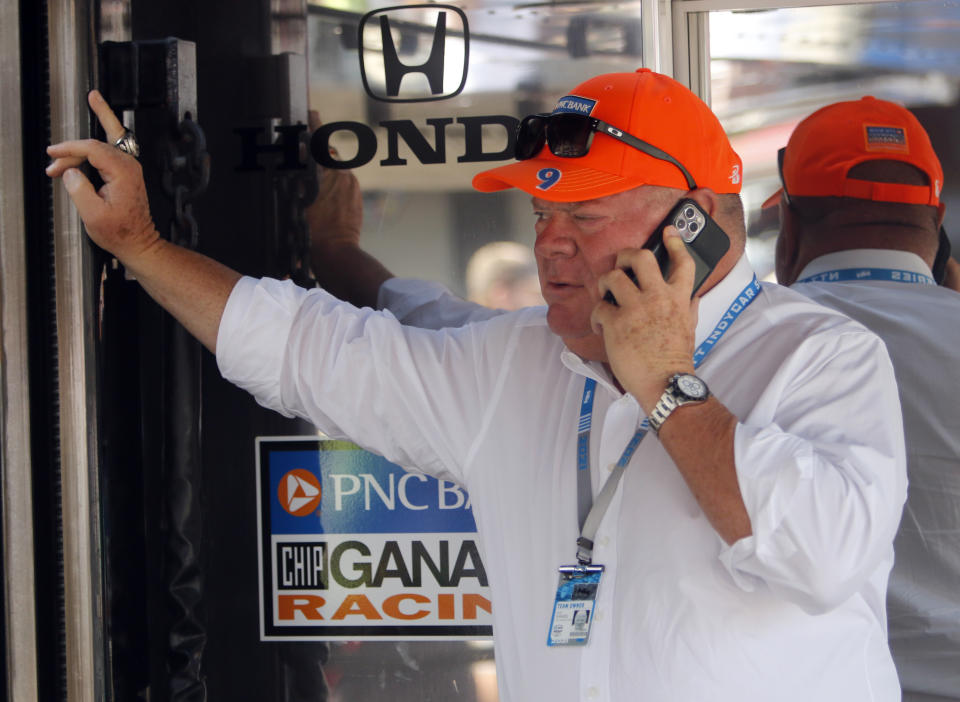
[548,276,761,647]
[574,275,762,565]
[798,268,935,285]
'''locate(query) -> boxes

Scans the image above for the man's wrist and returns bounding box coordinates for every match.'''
[115,226,165,275]
[635,364,696,416]
[646,372,710,434]
[311,235,363,255]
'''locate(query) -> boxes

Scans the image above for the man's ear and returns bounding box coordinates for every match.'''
[684,188,720,217]
[775,198,801,285]
[937,202,946,229]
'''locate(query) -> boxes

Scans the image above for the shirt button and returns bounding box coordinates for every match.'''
[598,536,610,547]
[586,686,600,699]
[607,463,616,472]
[595,610,604,622]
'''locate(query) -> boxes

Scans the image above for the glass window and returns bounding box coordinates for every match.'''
[308,0,651,296]
[305,3,652,698]
[709,0,959,279]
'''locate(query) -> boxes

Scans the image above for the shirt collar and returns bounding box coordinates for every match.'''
[693,254,757,349]
[797,249,933,282]
[560,349,620,394]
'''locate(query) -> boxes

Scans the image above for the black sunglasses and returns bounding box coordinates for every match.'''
[515,112,698,191]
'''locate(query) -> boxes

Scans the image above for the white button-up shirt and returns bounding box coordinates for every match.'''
[794,249,960,701]
[217,255,907,702]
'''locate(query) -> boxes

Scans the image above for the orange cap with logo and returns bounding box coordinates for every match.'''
[765,96,943,208]
[472,68,743,202]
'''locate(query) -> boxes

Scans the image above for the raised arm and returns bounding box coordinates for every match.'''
[46,91,240,353]
[304,112,505,328]
[594,231,906,610]
[593,231,750,544]
[306,111,393,308]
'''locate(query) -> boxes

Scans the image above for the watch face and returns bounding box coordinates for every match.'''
[675,374,708,399]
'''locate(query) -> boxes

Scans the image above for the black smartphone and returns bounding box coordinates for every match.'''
[603,199,731,305]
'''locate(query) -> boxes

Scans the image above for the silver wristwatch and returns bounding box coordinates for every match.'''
[647,373,710,434]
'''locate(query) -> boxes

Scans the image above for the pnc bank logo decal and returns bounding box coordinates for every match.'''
[278,469,322,516]
[358,4,469,103]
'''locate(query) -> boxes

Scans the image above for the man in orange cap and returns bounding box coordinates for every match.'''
[767,96,959,702]
[48,72,906,701]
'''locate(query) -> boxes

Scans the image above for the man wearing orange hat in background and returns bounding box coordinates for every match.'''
[47,70,907,701]
[768,96,960,702]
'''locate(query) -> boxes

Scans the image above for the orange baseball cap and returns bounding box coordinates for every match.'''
[472,68,743,202]
[764,96,943,208]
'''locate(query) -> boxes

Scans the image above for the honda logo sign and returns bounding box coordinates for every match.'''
[359,4,469,103]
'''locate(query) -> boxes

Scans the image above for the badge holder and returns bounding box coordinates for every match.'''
[547,564,604,646]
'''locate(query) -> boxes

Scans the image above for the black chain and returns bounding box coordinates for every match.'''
[274,128,319,287]
[158,115,211,702]
[162,118,210,250]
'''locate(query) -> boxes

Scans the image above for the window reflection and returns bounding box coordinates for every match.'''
[710,0,959,279]
[301,0,960,697]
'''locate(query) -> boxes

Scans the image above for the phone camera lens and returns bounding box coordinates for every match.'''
[684,207,696,219]
[688,221,700,234]
[675,218,687,230]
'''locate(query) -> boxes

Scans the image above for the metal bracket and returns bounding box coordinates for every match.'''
[99,38,198,124]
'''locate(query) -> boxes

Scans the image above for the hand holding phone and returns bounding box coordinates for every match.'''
[603,199,730,305]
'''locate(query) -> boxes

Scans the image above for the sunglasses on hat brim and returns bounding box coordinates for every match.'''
[515,112,698,191]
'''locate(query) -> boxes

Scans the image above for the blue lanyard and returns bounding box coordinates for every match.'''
[798,268,935,285]
[574,276,761,564]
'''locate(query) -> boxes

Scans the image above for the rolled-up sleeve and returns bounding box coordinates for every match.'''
[719,328,907,614]
[377,277,505,328]
[216,276,499,481]
[217,276,301,415]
